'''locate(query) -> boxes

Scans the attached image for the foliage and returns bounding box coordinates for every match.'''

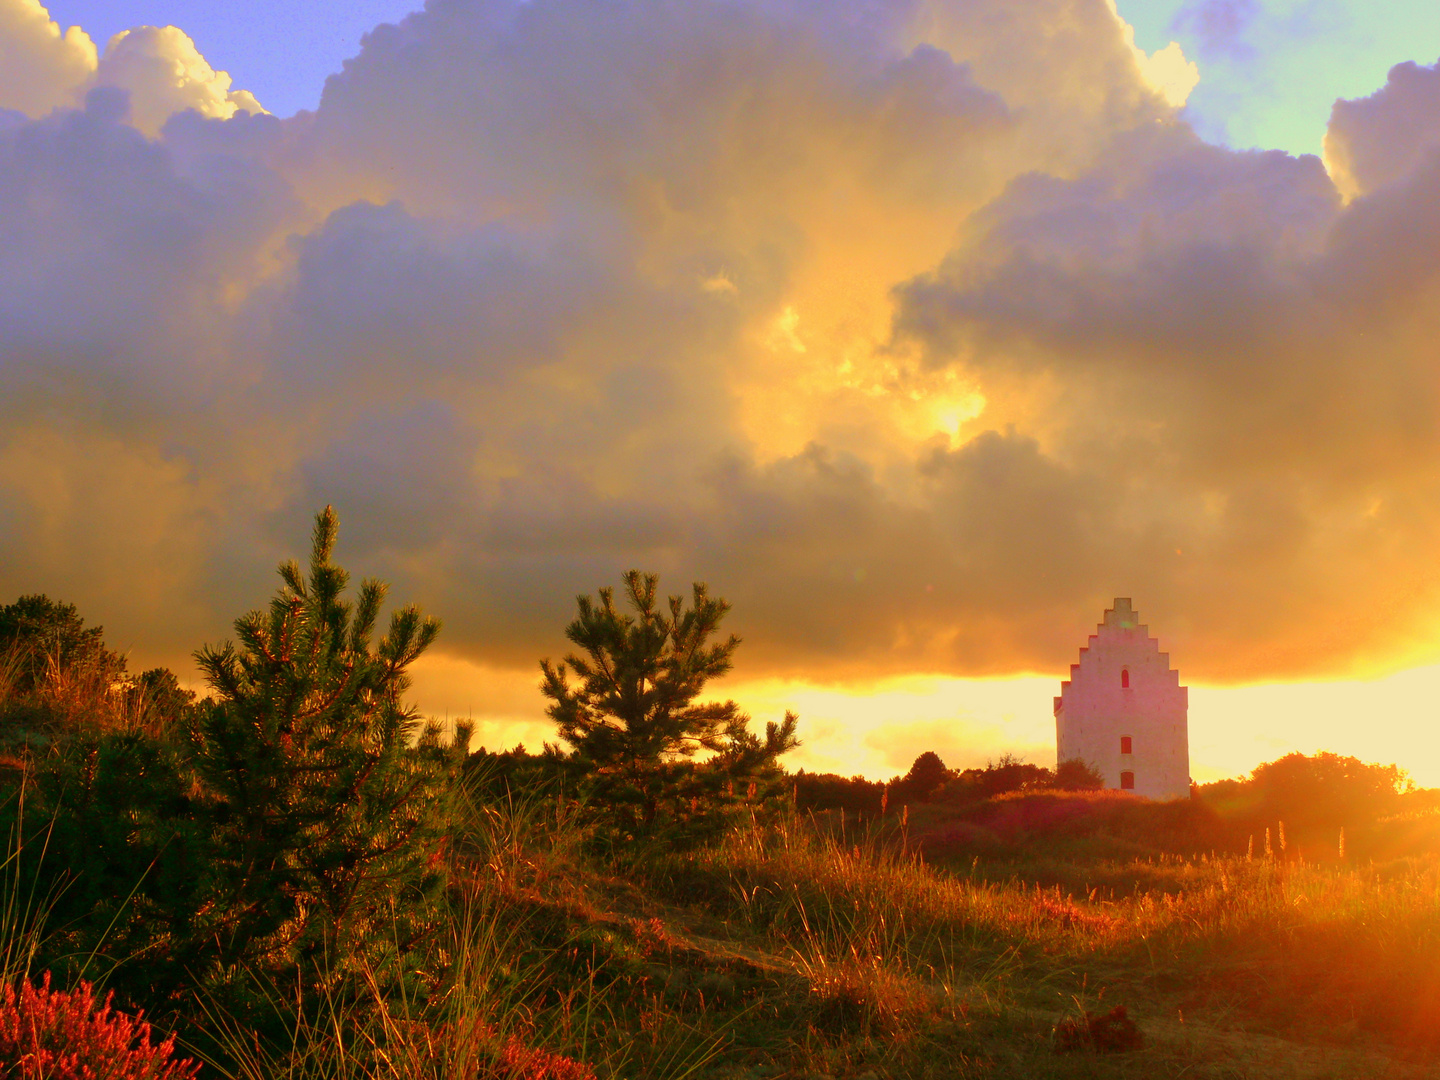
[0,598,196,757]
[17,730,210,1001]
[892,751,952,803]
[1200,750,1411,830]
[1,507,464,1034]
[124,668,198,735]
[793,770,886,816]
[540,570,797,844]
[0,595,125,696]
[795,754,1104,819]
[936,754,1054,805]
[0,972,198,1080]
[1053,757,1105,791]
[190,505,458,989]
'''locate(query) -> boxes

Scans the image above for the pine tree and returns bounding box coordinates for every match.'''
[540,570,797,842]
[0,594,124,694]
[191,506,453,985]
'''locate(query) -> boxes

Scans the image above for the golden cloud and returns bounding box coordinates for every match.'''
[0,0,1437,701]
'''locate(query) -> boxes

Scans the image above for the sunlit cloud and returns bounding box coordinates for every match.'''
[0,0,261,132]
[1,0,1440,783]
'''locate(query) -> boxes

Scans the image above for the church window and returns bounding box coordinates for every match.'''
[1120,736,1132,754]
[1120,771,1135,790]
[1121,668,1130,688]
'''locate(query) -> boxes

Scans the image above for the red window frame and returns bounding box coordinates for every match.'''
[1121,668,1130,688]
[1120,736,1132,754]
[1120,771,1135,790]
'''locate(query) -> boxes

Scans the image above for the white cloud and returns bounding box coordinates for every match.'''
[0,2,262,136]
[1105,0,1201,108]
[95,26,264,137]
[0,0,96,116]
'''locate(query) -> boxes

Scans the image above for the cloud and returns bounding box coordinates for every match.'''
[1,0,1440,711]
[0,0,94,116]
[1324,58,1440,201]
[1107,0,1200,108]
[0,3,261,136]
[895,82,1440,678]
[1171,0,1259,62]
[95,26,265,137]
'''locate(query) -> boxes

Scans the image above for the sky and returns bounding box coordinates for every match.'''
[4,0,1440,785]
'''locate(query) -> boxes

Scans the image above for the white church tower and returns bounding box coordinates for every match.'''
[1054,598,1189,801]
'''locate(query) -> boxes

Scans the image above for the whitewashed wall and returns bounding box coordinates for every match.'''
[1054,598,1190,801]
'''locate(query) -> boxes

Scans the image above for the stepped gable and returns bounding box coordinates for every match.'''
[1053,598,1190,801]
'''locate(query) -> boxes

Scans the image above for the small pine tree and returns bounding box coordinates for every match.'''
[191,506,453,985]
[540,570,797,842]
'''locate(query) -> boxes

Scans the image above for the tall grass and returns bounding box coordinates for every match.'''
[0,641,171,750]
[645,808,1440,1049]
[3,680,1438,1078]
[186,781,733,1080]
[0,782,49,988]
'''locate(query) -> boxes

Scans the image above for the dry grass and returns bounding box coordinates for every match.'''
[3,733,1438,1078]
[0,642,174,750]
[637,810,1440,1075]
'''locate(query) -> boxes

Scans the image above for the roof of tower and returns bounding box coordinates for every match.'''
[1102,597,1137,630]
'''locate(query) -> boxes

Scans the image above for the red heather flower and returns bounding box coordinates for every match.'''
[0,972,200,1080]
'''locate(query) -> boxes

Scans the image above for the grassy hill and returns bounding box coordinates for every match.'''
[4,747,1440,1077]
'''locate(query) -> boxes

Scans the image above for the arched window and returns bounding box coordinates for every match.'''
[1120,736,1132,755]
[1120,771,1135,790]
[1120,668,1130,688]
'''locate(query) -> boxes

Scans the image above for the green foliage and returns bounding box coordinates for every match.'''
[1200,750,1411,832]
[1053,757,1105,791]
[2,507,464,1034]
[20,730,210,999]
[191,505,454,986]
[124,668,197,735]
[540,570,797,844]
[894,751,952,803]
[0,595,125,696]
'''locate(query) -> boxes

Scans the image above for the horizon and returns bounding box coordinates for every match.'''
[4,0,1440,790]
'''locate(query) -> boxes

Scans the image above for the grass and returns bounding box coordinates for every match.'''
[5,777,1440,1078]
[2,645,1437,1078]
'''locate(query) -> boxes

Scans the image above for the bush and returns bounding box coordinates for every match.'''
[1198,751,1413,845]
[189,505,455,987]
[793,771,885,816]
[1054,758,1105,791]
[937,754,1053,805]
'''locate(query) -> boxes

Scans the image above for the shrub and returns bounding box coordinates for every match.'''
[0,596,124,698]
[0,972,199,1080]
[4,507,465,1020]
[1054,757,1104,791]
[889,751,952,805]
